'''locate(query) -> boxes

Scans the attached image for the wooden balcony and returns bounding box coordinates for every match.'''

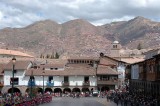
[97,80,118,85]
[146,73,156,81]
[139,73,146,80]
[46,82,54,87]
[62,82,69,86]
[83,81,90,86]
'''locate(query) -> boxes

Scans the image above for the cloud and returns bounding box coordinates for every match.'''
[0,0,160,29]
[0,11,3,20]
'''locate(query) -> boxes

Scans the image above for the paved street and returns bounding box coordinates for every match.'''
[40,97,118,106]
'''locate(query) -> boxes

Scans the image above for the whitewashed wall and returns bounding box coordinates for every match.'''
[69,76,83,86]
[89,76,97,86]
[22,75,97,87]
[131,64,139,79]
[117,64,125,79]
[53,76,63,86]
[4,70,26,85]
[4,70,97,87]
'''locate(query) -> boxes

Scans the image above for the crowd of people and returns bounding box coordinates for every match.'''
[0,92,52,106]
[106,90,159,106]
[2,88,158,106]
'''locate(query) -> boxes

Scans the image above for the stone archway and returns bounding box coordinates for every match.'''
[8,87,21,93]
[63,88,71,94]
[37,88,43,93]
[54,88,62,93]
[72,88,81,93]
[82,88,90,93]
[53,88,62,97]
[45,88,53,93]
[90,88,94,93]
[82,88,90,97]
[25,88,30,93]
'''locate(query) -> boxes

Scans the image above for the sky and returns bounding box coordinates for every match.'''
[0,0,160,29]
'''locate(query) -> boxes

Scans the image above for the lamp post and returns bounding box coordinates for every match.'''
[42,71,45,103]
[11,57,16,102]
[30,70,33,99]
[96,53,103,92]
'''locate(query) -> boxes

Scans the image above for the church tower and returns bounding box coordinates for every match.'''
[110,41,122,57]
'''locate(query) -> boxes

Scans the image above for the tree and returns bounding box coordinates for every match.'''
[55,52,60,59]
[137,43,142,50]
[46,54,50,58]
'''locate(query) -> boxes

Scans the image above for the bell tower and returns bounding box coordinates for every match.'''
[110,41,122,57]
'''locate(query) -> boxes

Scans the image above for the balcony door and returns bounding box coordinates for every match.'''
[48,76,53,82]
[28,76,35,86]
[84,76,89,83]
[64,76,69,83]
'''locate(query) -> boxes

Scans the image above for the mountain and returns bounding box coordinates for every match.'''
[0,16,160,57]
[0,19,111,57]
[101,16,160,49]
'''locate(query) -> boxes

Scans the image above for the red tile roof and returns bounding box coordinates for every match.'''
[25,63,96,76]
[97,66,119,75]
[0,49,34,57]
[4,60,31,70]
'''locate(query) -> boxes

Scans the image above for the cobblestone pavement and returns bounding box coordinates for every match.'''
[40,97,118,106]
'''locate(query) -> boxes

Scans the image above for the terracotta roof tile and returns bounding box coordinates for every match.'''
[120,57,144,64]
[97,66,119,75]
[0,49,34,57]
[25,63,96,76]
[41,63,65,68]
[4,60,31,70]
[67,56,99,60]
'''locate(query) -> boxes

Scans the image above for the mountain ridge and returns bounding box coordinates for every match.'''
[0,16,160,57]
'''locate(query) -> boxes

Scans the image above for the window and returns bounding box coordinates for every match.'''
[113,45,117,48]
[30,76,35,80]
[64,76,68,83]
[10,77,19,85]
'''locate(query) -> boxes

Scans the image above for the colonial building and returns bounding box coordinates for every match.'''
[2,56,121,95]
[2,60,32,93]
[98,54,127,89]
[109,41,145,88]
[129,49,160,98]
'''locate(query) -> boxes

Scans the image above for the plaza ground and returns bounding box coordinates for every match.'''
[40,97,118,106]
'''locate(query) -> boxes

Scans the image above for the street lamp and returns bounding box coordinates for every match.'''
[30,69,34,99]
[95,53,103,92]
[11,57,16,102]
[42,70,45,103]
